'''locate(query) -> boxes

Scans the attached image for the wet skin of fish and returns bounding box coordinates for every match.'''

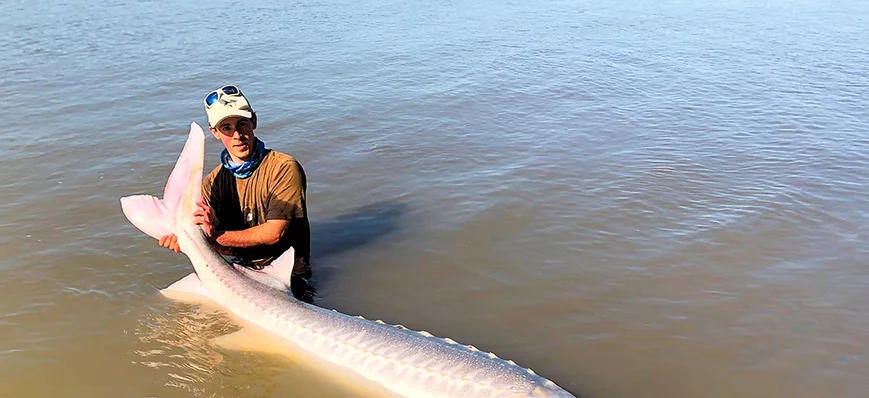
[120,122,576,398]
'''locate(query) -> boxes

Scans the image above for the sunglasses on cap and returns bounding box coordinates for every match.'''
[204,85,242,108]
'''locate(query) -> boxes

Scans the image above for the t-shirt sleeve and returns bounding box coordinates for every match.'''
[266,159,307,221]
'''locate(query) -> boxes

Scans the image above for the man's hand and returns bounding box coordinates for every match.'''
[159,234,180,253]
[158,200,218,253]
[193,199,218,238]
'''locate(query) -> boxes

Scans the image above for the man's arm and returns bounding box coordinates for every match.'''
[210,219,288,248]
[160,207,289,253]
[193,198,288,248]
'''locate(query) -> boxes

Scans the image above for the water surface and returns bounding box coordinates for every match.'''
[2,0,869,397]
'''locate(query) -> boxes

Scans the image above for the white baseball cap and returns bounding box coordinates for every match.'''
[203,85,253,127]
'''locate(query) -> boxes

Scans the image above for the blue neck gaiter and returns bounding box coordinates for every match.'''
[220,139,266,179]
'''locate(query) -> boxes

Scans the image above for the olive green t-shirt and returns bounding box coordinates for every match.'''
[202,149,310,269]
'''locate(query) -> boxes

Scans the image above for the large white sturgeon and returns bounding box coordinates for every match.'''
[120,123,576,398]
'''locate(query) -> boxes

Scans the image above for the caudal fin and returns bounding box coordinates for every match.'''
[120,122,206,239]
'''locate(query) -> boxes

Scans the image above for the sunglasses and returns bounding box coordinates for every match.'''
[204,85,242,108]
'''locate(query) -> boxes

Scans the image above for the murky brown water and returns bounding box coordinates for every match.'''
[3,0,869,397]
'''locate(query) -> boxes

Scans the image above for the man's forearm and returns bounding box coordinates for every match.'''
[211,221,286,248]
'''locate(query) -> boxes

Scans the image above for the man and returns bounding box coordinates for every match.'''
[159,85,314,302]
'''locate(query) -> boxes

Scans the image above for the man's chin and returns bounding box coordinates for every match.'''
[231,149,252,162]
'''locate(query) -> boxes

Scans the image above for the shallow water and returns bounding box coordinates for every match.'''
[2,0,869,397]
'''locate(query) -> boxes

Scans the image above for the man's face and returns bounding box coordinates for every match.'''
[210,116,257,162]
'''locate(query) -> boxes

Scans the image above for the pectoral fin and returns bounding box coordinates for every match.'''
[160,272,212,304]
[259,247,296,282]
[210,327,292,353]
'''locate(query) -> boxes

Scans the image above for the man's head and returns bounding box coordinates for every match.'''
[204,85,259,162]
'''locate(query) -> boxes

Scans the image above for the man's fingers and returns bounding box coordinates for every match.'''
[194,214,212,226]
[159,234,181,252]
[193,204,215,227]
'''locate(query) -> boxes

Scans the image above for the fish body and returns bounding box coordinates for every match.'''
[120,123,576,398]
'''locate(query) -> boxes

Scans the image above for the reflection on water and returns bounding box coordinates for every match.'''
[134,301,397,397]
[133,304,232,395]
